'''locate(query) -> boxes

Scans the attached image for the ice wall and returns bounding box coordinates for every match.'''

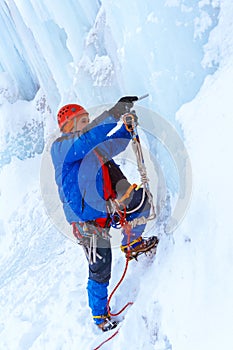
[0,0,220,115]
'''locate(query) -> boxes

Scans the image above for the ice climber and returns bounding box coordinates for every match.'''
[51,96,158,331]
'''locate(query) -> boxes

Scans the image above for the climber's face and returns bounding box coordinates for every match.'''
[63,114,90,133]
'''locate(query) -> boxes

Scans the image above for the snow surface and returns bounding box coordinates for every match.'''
[1,0,233,349]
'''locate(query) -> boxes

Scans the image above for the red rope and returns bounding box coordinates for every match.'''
[93,328,120,350]
[107,251,133,316]
[107,211,133,316]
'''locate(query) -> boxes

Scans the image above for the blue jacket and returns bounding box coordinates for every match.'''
[51,111,131,224]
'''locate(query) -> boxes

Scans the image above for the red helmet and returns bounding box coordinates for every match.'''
[57,104,88,130]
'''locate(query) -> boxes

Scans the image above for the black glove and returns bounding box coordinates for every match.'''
[109,96,138,119]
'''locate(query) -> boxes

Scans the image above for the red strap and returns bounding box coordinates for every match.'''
[94,151,116,201]
[95,217,109,228]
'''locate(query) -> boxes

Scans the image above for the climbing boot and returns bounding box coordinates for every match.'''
[121,236,159,260]
[97,318,119,332]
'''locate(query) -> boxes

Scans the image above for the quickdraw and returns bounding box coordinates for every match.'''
[72,221,111,264]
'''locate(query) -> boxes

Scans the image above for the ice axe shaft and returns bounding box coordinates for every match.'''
[137,93,149,101]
